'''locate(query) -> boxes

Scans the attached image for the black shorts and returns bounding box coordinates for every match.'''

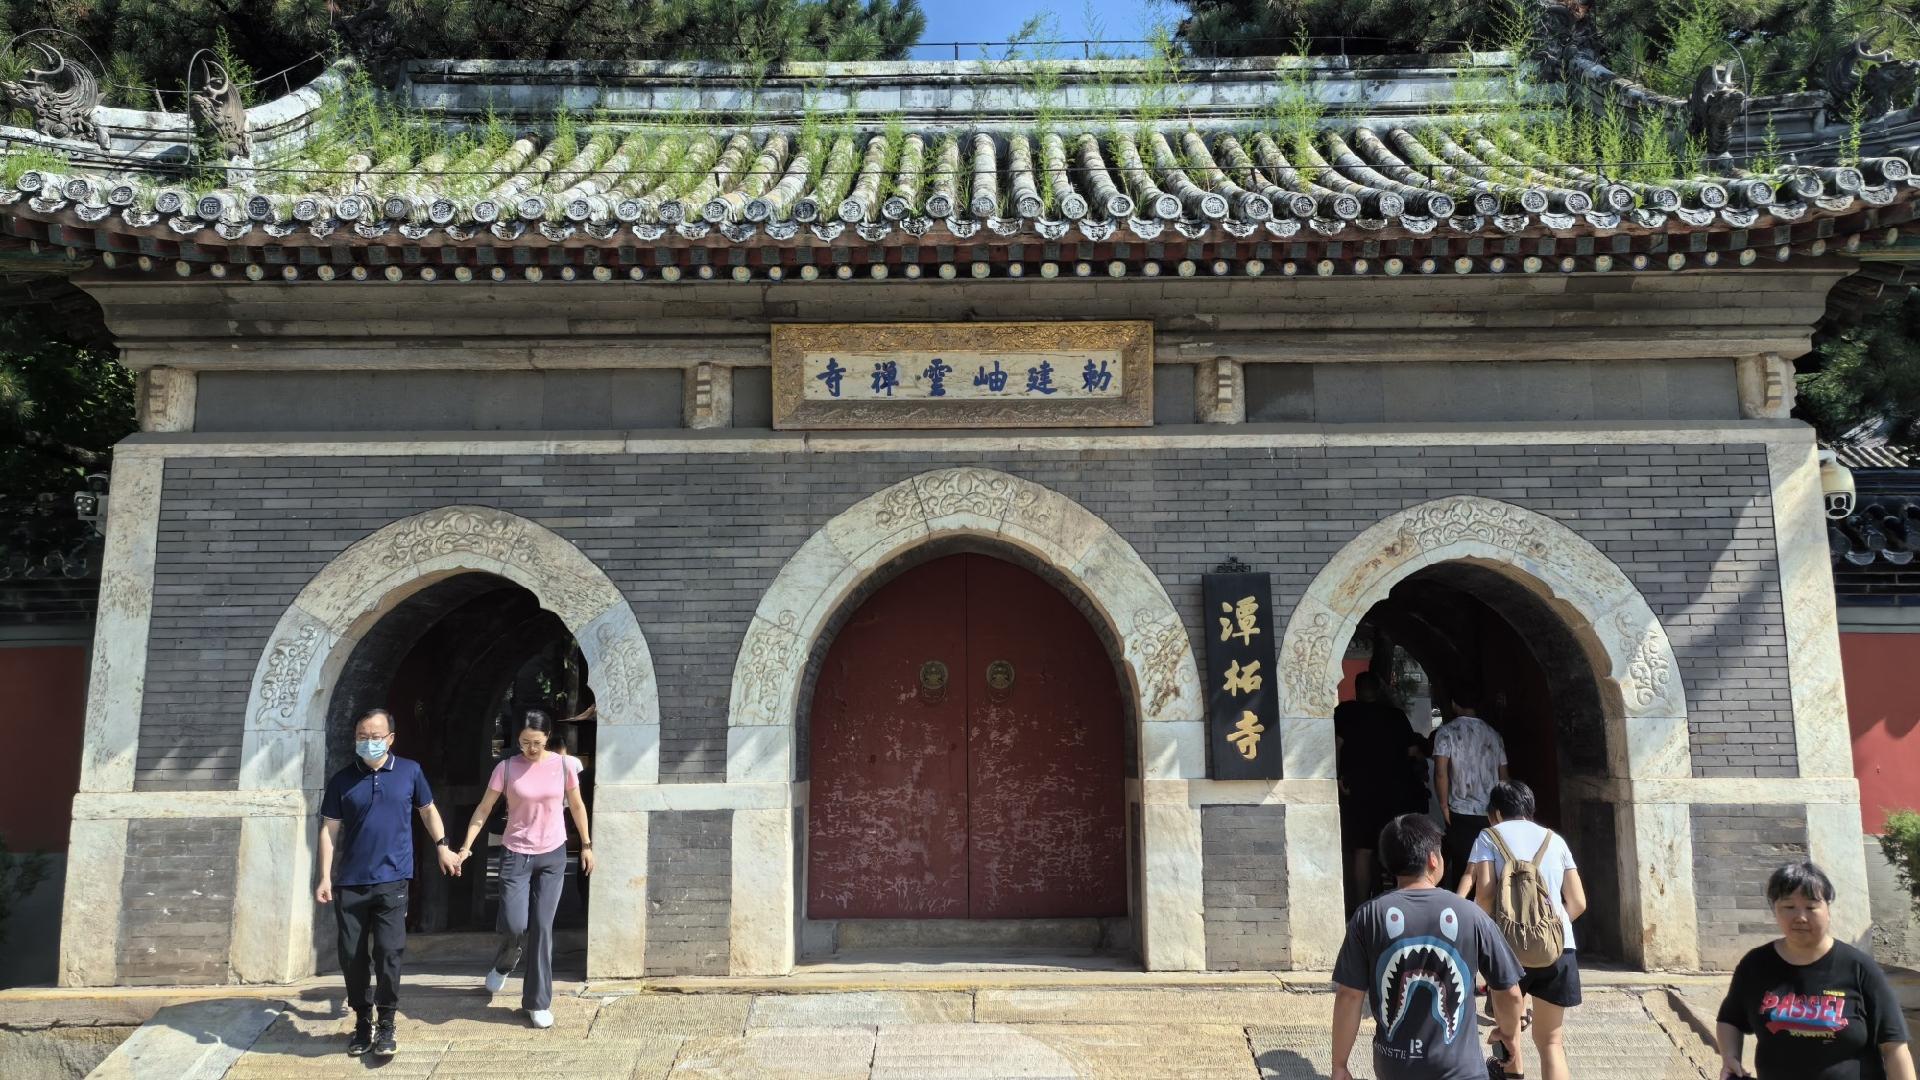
[1340,801,1396,850]
[1518,949,1582,1008]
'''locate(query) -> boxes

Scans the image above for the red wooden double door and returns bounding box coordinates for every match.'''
[807,553,1128,919]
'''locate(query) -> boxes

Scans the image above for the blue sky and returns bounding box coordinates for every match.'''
[912,0,1168,60]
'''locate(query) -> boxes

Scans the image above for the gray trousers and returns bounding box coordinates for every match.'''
[491,844,566,1011]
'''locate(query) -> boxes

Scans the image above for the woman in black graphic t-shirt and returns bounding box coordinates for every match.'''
[1715,861,1914,1080]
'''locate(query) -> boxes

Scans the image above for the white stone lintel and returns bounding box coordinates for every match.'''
[113,421,1825,461]
[1561,775,1861,806]
[1142,777,1341,805]
[72,787,316,820]
[597,781,799,813]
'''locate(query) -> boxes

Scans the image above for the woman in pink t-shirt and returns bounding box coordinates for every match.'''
[454,709,594,1029]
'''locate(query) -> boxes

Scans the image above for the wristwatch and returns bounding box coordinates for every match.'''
[434,837,451,848]
[581,842,593,849]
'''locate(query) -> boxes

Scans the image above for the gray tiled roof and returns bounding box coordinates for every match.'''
[5,55,1919,278]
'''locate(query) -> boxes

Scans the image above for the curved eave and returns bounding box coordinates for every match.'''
[8,120,1917,282]
[3,199,1900,285]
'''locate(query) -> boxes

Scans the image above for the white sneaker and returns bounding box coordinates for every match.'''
[484,968,507,994]
[528,1009,554,1029]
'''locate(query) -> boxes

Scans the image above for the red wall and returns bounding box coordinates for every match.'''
[1841,631,1920,832]
[1337,658,1367,701]
[0,646,87,852]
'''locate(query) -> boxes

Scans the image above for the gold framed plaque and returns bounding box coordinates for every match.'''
[771,321,1154,430]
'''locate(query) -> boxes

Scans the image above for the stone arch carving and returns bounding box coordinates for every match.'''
[230,505,658,982]
[239,504,658,793]
[727,467,1206,782]
[1276,494,1689,782]
[725,468,1210,975]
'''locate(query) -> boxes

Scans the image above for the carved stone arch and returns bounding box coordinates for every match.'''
[725,468,1209,975]
[727,467,1205,780]
[1274,494,1696,968]
[1277,495,1690,782]
[239,505,657,791]
[230,505,657,982]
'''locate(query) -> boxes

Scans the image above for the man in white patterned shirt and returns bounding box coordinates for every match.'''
[1432,687,1508,890]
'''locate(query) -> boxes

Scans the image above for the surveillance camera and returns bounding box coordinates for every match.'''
[85,472,109,494]
[74,491,99,519]
[1817,449,1856,520]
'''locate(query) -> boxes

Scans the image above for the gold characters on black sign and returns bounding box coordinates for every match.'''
[1219,598,1267,760]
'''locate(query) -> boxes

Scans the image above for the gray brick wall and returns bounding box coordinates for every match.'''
[645,810,731,976]
[118,818,239,985]
[1692,803,1809,969]
[138,444,1788,788]
[1201,805,1290,970]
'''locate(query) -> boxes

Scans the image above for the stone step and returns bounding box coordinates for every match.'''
[826,918,1126,953]
[82,982,1727,1080]
[84,999,285,1080]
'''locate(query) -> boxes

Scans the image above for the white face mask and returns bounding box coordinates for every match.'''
[356,736,389,762]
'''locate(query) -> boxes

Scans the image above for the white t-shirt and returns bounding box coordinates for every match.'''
[1432,714,1506,815]
[1468,818,1579,953]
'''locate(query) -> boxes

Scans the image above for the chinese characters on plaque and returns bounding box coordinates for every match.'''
[770,322,1152,429]
[1202,570,1283,780]
[807,352,1121,402]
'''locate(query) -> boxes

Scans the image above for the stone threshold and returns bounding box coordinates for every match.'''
[599,966,1738,995]
[0,965,1743,1013]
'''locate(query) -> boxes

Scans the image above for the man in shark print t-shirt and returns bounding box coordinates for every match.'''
[1332,813,1527,1080]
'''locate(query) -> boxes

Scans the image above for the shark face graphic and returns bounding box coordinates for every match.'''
[1377,935,1470,1045]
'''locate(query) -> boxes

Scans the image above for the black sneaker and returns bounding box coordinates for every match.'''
[346,1012,373,1057]
[371,1016,397,1058]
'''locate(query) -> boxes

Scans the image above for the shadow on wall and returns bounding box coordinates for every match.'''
[0,855,64,989]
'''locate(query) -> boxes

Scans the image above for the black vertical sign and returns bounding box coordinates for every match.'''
[1203,571,1283,780]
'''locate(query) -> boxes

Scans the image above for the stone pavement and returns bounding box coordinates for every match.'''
[184,979,1719,1080]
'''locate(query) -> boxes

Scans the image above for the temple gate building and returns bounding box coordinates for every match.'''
[2,39,1903,984]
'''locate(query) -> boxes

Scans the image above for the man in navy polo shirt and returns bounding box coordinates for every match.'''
[317,708,461,1058]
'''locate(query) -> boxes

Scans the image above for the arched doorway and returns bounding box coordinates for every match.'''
[727,467,1207,975]
[324,572,596,950]
[231,505,659,982]
[804,549,1131,956]
[1279,495,1696,969]
[1337,562,1624,958]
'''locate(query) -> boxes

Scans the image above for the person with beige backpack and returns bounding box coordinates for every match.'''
[1462,781,1588,1080]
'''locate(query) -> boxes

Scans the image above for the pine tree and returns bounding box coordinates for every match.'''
[1800,288,1920,443]
[1168,0,1917,97]
[0,0,927,101]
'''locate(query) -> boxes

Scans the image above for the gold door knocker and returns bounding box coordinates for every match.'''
[918,660,950,704]
[986,659,1015,702]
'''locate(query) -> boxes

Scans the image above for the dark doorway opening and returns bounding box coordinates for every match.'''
[324,572,596,968]
[802,549,1135,963]
[1336,561,1624,961]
